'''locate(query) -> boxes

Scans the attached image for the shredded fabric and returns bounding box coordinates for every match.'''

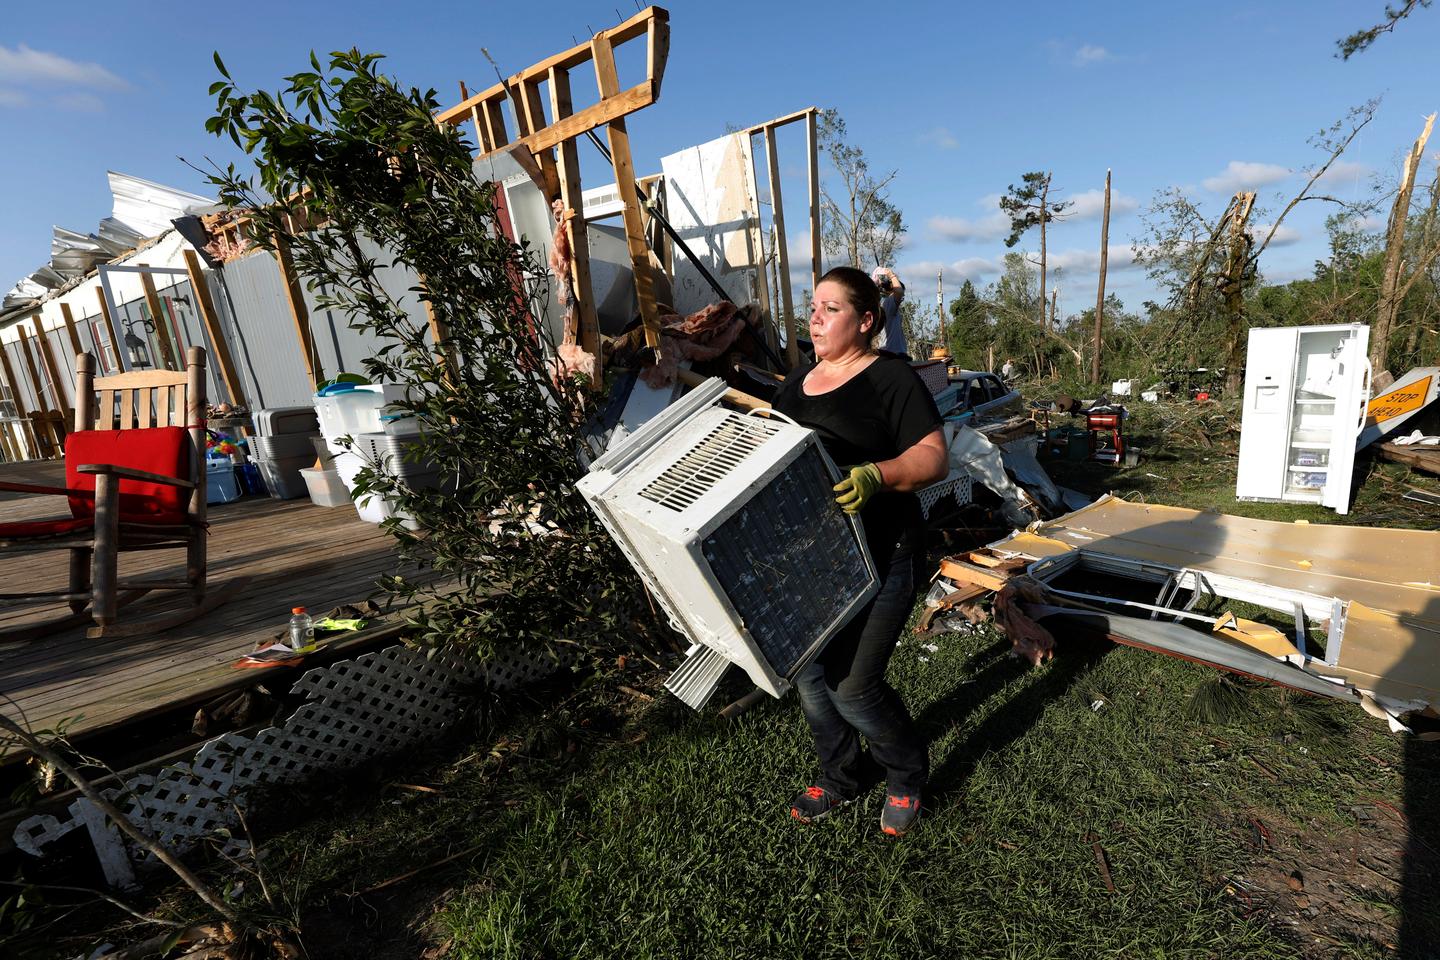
[641,300,757,388]
[993,576,1058,666]
[546,200,599,384]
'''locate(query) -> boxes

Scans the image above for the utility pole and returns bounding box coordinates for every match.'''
[1091,168,1112,385]
[1039,175,1050,332]
[936,269,947,358]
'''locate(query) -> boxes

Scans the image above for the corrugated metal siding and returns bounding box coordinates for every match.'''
[211,238,430,410]
[3,342,41,413]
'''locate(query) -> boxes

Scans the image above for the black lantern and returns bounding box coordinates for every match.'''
[123,329,152,369]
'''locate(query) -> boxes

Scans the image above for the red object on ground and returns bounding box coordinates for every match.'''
[1195,391,1211,402]
[1085,411,1125,465]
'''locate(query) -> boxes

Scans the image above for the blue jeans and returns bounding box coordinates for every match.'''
[795,541,927,798]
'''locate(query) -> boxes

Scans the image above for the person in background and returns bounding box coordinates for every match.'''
[773,266,947,837]
[1001,358,1016,383]
[870,267,908,359]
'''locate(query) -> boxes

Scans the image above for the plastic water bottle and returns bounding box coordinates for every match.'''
[288,607,315,652]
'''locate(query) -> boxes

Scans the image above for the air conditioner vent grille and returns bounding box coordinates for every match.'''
[638,414,781,511]
[702,444,873,677]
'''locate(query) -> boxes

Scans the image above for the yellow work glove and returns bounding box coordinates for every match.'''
[834,462,884,515]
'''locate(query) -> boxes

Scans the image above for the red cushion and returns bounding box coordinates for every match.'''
[65,427,192,525]
[0,517,95,539]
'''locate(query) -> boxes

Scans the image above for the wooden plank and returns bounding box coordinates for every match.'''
[137,388,154,428]
[457,80,488,154]
[967,551,1027,570]
[16,325,48,412]
[433,6,664,127]
[476,83,655,163]
[272,234,323,389]
[96,389,115,430]
[93,369,187,389]
[183,249,244,407]
[938,556,1013,592]
[58,303,84,358]
[139,271,180,371]
[547,65,603,385]
[515,78,561,200]
[806,109,822,301]
[29,319,70,419]
[118,389,135,430]
[592,35,662,351]
[1377,443,1440,475]
[482,99,509,152]
[675,369,768,412]
[744,106,817,136]
[94,286,122,373]
[764,125,797,367]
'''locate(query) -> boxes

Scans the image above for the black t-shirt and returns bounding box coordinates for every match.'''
[772,353,943,569]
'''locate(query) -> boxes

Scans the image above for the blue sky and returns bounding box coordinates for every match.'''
[3,1,1438,322]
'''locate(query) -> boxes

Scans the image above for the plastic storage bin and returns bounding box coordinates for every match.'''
[257,458,313,499]
[251,433,319,460]
[205,457,240,504]
[300,467,351,507]
[255,406,320,436]
[314,384,416,453]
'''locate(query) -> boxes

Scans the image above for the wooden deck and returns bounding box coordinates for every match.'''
[0,465,428,765]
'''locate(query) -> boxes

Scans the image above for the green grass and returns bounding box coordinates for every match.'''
[231,611,1413,960]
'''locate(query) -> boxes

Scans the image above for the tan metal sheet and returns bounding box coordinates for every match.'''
[1001,496,1440,709]
[1030,497,1438,617]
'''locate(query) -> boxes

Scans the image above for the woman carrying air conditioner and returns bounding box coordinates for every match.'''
[772,266,948,837]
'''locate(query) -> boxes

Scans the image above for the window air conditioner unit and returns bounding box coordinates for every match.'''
[577,378,879,709]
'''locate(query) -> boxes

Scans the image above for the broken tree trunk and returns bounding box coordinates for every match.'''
[1221,192,1256,395]
[1091,169,1111,385]
[1373,113,1436,373]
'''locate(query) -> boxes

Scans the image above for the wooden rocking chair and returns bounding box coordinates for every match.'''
[0,347,243,640]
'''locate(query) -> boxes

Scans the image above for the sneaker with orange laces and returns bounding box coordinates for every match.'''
[789,785,853,822]
[880,792,921,836]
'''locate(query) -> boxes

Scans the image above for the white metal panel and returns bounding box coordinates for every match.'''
[1321,325,1369,513]
[1236,326,1297,501]
[659,133,763,315]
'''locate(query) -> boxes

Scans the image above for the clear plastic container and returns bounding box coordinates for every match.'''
[288,606,315,652]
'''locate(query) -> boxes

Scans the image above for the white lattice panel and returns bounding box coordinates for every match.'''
[13,641,560,888]
[918,473,974,518]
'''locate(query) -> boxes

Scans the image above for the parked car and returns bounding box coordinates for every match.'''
[939,371,1022,421]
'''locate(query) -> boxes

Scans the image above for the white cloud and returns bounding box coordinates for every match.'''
[919,126,960,150]
[951,257,1002,281]
[54,91,103,112]
[1314,160,1370,187]
[1065,187,1140,221]
[1047,39,1116,67]
[928,210,1012,243]
[0,44,128,91]
[0,88,28,107]
[1045,245,1145,275]
[1202,160,1291,193]
[1250,223,1302,247]
[1260,265,1311,285]
[898,257,1002,290]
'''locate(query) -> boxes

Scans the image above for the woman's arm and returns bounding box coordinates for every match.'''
[874,428,948,492]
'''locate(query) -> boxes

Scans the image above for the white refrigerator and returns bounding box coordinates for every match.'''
[1235,323,1371,514]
